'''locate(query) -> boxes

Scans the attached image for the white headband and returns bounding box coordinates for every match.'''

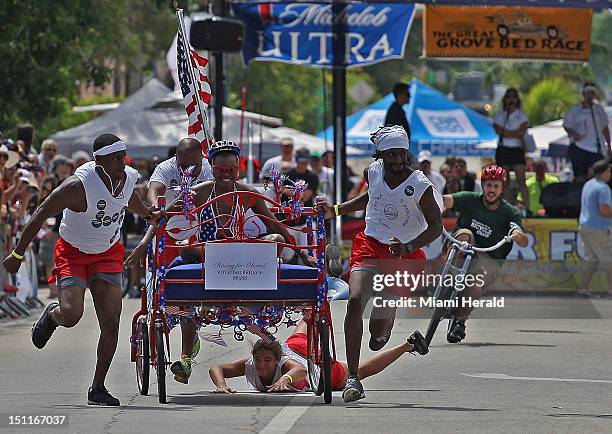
[371,126,409,152]
[583,85,598,93]
[93,140,127,157]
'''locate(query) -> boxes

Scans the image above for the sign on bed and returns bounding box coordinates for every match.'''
[204,243,279,291]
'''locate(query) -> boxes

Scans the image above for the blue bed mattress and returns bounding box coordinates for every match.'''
[163,263,320,301]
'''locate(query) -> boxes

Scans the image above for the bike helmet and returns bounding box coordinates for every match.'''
[208,140,240,160]
[481,165,508,185]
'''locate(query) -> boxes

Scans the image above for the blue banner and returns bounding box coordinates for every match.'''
[232,3,416,68]
[231,0,610,9]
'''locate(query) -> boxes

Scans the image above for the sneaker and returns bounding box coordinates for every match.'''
[447,319,466,343]
[342,375,365,403]
[170,355,192,384]
[190,336,201,359]
[31,302,59,349]
[407,330,429,355]
[369,335,390,351]
[88,385,120,406]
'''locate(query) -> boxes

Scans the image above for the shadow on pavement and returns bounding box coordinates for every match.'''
[348,403,499,412]
[433,342,556,348]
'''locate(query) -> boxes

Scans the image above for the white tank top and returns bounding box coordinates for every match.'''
[60,161,139,254]
[364,162,443,244]
[244,343,312,392]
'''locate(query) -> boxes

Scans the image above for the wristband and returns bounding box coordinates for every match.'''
[11,250,24,260]
[282,373,294,384]
[333,204,340,217]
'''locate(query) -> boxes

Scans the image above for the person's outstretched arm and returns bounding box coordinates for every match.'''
[209,358,248,394]
[2,176,84,274]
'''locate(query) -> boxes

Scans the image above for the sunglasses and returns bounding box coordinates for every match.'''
[212,164,239,176]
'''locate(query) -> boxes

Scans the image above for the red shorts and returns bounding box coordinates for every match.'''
[285,333,347,391]
[349,231,426,296]
[49,238,124,286]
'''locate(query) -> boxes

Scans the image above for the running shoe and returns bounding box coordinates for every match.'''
[342,375,365,403]
[190,335,201,359]
[31,302,59,349]
[447,319,466,343]
[170,355,192,384]
[88,385,120,406]
[407,330,429,355]
[369,335,390,351]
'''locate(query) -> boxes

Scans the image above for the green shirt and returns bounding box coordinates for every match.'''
[451,192,523,259]
[517,174,560,215]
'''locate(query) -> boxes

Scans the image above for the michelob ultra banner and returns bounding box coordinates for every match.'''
[232,3,415,68]
[424,5,592,61]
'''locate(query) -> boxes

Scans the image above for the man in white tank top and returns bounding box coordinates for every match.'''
[3,133,161,406]
[317,126,443,403]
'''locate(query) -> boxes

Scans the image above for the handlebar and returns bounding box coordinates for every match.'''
[442,222,520,254]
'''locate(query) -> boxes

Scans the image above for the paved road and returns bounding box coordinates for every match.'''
[1,293,612,434]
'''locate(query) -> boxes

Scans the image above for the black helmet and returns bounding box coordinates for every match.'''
[208,140,240,160]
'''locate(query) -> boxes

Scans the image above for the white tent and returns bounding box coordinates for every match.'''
[52,79,365,160]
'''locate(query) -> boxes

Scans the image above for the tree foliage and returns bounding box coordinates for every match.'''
[523,78,579,125]
[0,0,174,141]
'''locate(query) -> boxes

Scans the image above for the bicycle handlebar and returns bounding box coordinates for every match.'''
[442,222,520,254]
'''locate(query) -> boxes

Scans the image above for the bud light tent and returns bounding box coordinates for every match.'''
[318,79,498,157]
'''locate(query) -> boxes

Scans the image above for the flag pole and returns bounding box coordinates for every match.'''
[176,8,215,149]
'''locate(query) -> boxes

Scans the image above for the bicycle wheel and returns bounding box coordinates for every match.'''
[136,318,149,395]
[307,320,323,396]
[319,321,332,404]
[155,321,166,404]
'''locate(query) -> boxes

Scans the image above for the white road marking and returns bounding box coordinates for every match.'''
[260,394,317,434]
[462,373,612,384]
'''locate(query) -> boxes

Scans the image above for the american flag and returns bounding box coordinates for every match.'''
[176,9,213,154]
[164,306,193,317]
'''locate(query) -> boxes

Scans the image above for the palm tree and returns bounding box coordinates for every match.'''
[523,78,579,125]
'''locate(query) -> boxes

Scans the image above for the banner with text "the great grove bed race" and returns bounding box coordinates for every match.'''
[424,5,592,61]
[232,3,415,68]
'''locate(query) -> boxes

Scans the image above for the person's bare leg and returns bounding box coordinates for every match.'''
[49,286,86,327]
[345,269,376,376]
[580,261,597,293]
[453,284,484,320]
[180,321,197,357]
[514,165,529,212]
[89,279,122,387]
[358,341,414,380]
[368,306,396,339]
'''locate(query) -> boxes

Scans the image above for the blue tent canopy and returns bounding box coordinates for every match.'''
[319,79,497,157]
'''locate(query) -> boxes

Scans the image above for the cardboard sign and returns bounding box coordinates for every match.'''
[424,5,592,61]
[205,243,278,290]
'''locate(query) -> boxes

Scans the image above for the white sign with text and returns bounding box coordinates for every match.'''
[205,243,278,291]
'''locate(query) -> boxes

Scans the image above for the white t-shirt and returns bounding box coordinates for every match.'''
[364,163,443,244]
[563,103,609,154]
[493,109,529,148]
[260,155,295,180]
[148,157,213,204]
[60,162,139,254]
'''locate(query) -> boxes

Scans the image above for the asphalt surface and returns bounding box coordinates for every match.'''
[1,292,612,434]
